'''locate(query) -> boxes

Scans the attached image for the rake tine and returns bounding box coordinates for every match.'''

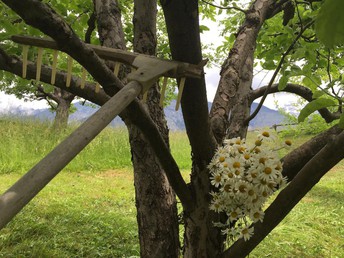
[22,45,29,78]
[66,55,73,87]
[35,48,44,82]
[175,77,186,111]
[113,62,120,77]
[142,90,148,103]
[81,67,87,89]
[95,82,100,93]
[51,50,59,85]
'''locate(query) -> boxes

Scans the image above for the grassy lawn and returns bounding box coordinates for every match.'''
[0,118,343,257]
[0,170,139,257]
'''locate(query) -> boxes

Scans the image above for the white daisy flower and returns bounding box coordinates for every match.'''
[210,170,224,188]
[240,226,254,241]
[249,209,265,223]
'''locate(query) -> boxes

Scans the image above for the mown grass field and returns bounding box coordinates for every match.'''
[0,117,343,257]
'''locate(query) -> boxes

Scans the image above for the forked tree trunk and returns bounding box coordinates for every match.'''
[52,88,75,131]
[94,0,180,256]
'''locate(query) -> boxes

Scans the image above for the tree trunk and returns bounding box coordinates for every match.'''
[52,88,75,131]
[210,0,275,141]
[160,1,223,257]
[94,0,180,256]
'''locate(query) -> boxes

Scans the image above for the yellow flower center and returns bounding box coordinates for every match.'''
[262,131,270,137]
[244,154,250,160]
[255,147,261,154]
[238,146,245,153]
[233,162,241,168]
[235,170,241,176]
[224,184,231,192]
[223,162,228,168]
[255,140,262,146]
[248,189,255,196]
[239,184,247,193]
[219,156,225,162]
[215,175,222,182]
[285,140,292,146]
[253,212,260,219]
[231,211,238,218]
[227,172,234,178]
[242,228,248,234]
[259,157,266,164]
[264,167,272,174]
[235,139,241,145]
[250,171,257,178]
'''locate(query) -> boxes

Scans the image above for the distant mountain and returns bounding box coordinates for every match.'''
[1,100,285,130]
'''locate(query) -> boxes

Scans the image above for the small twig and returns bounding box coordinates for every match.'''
[246,20,314,124]
[85,11,96,44]
[326,49,332,84]
[294,0,303,30]
[201,0,246,13]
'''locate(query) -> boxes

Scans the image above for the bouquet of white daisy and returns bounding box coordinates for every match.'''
[208,131,290,242]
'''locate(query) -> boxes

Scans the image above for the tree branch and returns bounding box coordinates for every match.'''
[246,20,314,124]
[222,129,344,258]
[249,83,340,122]
[36,84,59,103]
[210,0,276,142]
[201,0,246,13]
[161,0,217,166]
[282,125,343,181]
[0,0,195,211]
[85,11,96,44]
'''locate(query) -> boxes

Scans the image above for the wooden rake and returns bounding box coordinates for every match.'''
[0,35,205,229]
[13,35,204,110]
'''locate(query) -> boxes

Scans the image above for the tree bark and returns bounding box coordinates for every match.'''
[161,1,223,257]
[210,0,275,141]
[94,0,180,256]
[52,88,75,130]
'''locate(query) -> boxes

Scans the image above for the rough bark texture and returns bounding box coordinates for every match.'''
[161,1,222,257]
[94,0,180,257]
[52,88,75,130]
[210,0,275,141]
[131,0,180,256]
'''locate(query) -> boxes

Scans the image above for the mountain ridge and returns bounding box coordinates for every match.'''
[1,100,285,130]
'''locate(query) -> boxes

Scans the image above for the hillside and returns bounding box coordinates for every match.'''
[1,100,285,130]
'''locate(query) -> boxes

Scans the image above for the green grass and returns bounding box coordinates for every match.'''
[0,118,343,257]
[251,164,344,258]
[0,117,191,174]
[0,170,139,257]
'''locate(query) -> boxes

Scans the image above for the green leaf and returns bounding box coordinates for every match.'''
[298,98,336,122]
[312,90,325,99]
[199,25,210,33]
[278,75,288,90]
[339,113,344,129]
[315,0,344,48]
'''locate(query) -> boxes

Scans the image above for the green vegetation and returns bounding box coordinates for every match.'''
[0,117,191,174]
[0,118,343,257]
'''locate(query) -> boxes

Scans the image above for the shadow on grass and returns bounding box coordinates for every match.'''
[0,202,139,257]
